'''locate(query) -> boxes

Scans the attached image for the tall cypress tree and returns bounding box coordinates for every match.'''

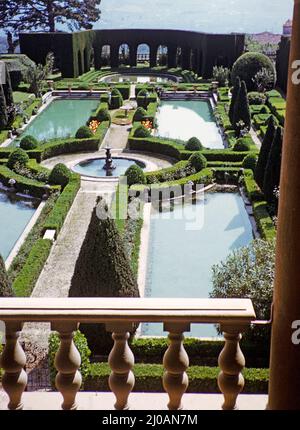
[232,80,251,132]
[0,84,8,130]
[3,66,14,106]
[69,197,139,353]
[229,76,241,125]
[263,127,283,205]
[0,254,13,297]
[255,115,276,190]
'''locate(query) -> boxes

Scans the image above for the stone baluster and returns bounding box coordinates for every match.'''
[218,324,247,410]
[0,322,27,410]
[163,323,190,410]
[106,322,135,410]
[52,322,82,410]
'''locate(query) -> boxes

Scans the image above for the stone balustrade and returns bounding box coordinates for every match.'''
[0,297,255,411]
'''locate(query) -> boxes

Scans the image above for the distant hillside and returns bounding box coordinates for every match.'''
[250,32,282,45]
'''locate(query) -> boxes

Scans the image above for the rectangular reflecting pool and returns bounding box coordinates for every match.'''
[12,98,99,146]
[142,192,253,338]
[156,100,224,149]
[0,189,38,260]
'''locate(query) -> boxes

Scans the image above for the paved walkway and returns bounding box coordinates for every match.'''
[100,123,131,150]
[33,187,115,298]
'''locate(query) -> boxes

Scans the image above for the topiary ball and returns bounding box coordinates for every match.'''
[75,126,93,139]
[189,152,207,172]
[231,52,276,92]
[133,107,147,122]
[243,153,258,171]
[233,139,251,152]
[133,125,151,138]
[7,148,29,170]
[20,135,39,150]
[125,164,146,187]
[49,163,71,188]
[96,108,111,122]
[186,137,203,151]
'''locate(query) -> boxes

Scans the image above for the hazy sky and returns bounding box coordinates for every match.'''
[98,0,294,34]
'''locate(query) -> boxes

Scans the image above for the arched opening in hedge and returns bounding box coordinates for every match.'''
[101,45,111,67]
[78,51,83,76]
[176,47,182,68]
[136,44,150,66]
[118,43,130,66]
[157,45,168,67]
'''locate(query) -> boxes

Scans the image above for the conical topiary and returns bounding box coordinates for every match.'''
[232,80,251,132]
[229,76,241,125]
[263,127,283,206]
[69,197,139,353]
[0,254,13,297]
[3,66,14,107]
[0,84,8,130]
[255,115,276,190]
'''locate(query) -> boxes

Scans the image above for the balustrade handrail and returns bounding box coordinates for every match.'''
[0,297,255,324]
[0,297,256,411]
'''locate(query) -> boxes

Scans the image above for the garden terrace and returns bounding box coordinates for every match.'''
[19,29,245,78]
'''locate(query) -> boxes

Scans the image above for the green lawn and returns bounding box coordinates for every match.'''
[13,91,35,104]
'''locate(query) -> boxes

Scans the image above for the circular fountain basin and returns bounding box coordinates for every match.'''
[72,157,146,178]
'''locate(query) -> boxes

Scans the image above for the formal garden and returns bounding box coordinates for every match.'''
[0,40,285,395]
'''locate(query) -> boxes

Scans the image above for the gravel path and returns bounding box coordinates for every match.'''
[100,123,131,150]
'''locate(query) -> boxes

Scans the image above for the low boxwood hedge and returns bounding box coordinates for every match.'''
[130,168,214,197]
[27,121,109,162]
[12,239,53,297]
[128,136,182,160]
[84,362,268,394]
[243,170,276,240]
[0,165,59,198]
[145,160,190,184]
[253,201,276,240]
[243,170,265,202]
[42,174,81,236]
[131,337,269,368]
[47,332,269,393]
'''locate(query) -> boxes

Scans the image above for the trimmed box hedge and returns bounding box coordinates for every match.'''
[131,337,270,368]
[27,120,109,162]
[253,201,276,241]
[128,136,182,160]
[243,170,276,240]
[130,168,214,196]
[12,239,53,297]
[84,362,269,394]
[42,173,81,236]
[0,165,59,198]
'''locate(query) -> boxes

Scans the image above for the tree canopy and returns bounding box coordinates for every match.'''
[0,0,101,51]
